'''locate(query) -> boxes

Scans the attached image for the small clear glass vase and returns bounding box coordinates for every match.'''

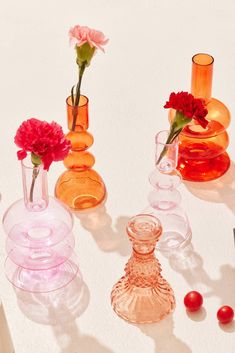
[3,157,79,293]
[145,130,192,252]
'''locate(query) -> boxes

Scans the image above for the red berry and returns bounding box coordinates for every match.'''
[217,306,234,324]
[184,291,203,312]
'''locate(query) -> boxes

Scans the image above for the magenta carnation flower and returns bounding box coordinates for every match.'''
[14,118,71,170]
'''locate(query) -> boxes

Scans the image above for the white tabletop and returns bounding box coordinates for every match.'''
[0,0,235,352]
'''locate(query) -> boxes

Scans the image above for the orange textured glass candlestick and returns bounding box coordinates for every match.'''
[111,214,175,324]
[55,96,106,210]
[170,53,230,181]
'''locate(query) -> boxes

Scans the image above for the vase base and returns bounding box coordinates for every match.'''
[177,152,230,182]
[5,252,79,293]
[111,279,175,324]
[55,169,106,210]
[144,207,192,251]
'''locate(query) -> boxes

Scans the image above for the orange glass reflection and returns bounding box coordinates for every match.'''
[170,53,230,181]
[55,95,106,210]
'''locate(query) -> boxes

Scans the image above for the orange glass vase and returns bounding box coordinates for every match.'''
[170,53,230,181]
[55,95,106,210]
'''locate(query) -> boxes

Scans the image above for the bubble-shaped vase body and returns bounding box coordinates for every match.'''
[111,214,175,324]
[170,53,230,181]
[3,160,79,293]
[146,130,192,252]
[55,95,106,210]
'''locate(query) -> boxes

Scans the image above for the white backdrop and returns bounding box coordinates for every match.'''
[0,1,235,352]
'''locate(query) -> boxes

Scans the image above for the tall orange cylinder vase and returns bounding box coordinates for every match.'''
[170,53,230,182]
[55,96,106,210]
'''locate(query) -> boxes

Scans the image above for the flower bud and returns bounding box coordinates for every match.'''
[76,42,96,67]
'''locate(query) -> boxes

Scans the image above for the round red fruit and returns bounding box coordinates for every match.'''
[184,291,203,312]
[217,306,234,324]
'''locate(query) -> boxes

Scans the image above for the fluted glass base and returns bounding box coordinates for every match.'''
[111,276,175,324]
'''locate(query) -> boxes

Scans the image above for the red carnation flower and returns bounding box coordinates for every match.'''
[164,91,208,128]
[156,91,208,165]
[14,118,71,170]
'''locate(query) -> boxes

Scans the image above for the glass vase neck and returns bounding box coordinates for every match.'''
[21,159,49,212]
[155,130,178,173]
[191,53,214,101]
[66,95,89,132]
[127,214,162,255]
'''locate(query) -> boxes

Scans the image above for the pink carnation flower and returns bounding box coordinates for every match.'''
[14,118,71,170]
[69,24,109,52]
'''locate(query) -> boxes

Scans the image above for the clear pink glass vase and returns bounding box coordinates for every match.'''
[146,130,192,252]
[111,214,175,324]
[2,158,79,293]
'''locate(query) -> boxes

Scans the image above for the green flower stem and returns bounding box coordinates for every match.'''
[156,123,180,166]
[29,167,39,203]
[29,153,41,203]
[156,110,191,166]
[71,62,86,131]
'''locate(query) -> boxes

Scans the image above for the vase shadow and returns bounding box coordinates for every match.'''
[74,204,131,256]
[138,314,191,353]
[14,272,90,325]
[161,242,235,309]
[184,161,235,214]
[52,320,115,353]
[15,274,115,353]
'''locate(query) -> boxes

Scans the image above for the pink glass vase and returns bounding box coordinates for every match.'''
[2,158,79,293]
[111,214,175,323]
[146,130,192,252]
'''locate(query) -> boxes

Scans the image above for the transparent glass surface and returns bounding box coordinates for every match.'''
[169,53,230,181]
[146,130,192,252]
[3,161,78,293]
[111,214,175,324]
[5,252,79,293]
[55,95,106,210]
